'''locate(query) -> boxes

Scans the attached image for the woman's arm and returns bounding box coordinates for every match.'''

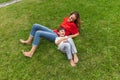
[68,32,79,38]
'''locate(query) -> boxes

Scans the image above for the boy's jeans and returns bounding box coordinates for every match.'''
[59,38,77,59]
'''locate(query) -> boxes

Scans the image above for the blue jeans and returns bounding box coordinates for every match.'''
[30,24,58,46]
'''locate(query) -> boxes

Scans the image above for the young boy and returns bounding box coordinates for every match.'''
[55,28,79,67]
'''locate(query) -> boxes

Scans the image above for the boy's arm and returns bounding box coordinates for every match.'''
[55,37,68,45]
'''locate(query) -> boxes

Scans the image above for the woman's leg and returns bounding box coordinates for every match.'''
[22,46,37,58]
[20,24,53,44]
[59,43,76,67]
[67,38,79,64]
[22,30,57,57]
[20,36,33,44]
[32,30,57,46]
[30,24,54,37]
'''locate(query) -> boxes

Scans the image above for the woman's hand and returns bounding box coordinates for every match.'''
[68,32,79,38]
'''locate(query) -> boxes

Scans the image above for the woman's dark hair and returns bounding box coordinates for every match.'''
[69,11,81,33]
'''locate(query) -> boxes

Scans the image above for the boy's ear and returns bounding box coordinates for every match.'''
[58,32,60,35]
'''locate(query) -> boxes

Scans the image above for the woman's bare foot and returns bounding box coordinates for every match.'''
[19,39,31,44]
[22,50,32,58]
[73,54,79,64]
[70,59,76,67]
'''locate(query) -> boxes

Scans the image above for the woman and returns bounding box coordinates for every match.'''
[20,11,81,60]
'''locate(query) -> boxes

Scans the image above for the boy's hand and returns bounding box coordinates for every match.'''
[63,36,69,42]
[63,40,67,42]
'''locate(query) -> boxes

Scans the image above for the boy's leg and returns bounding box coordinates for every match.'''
[59,43,76,67]
[67,38,77,54]
[59,43,72,59]
[67,38,79,63]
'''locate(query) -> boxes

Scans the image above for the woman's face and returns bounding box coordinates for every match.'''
[68,14,77,22]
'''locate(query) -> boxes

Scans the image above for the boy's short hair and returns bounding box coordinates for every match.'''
[57,27,65,32]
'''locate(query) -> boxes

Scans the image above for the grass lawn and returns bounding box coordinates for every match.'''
[0,0,10,3]
[0,0,120,80]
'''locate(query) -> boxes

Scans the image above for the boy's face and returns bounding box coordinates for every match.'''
[58,29,65,37]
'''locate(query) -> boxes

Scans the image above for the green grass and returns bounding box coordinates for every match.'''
[0,0,120,80]
[0,0,10,3]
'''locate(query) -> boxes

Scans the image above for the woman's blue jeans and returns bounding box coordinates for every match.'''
[30,24,58,46]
